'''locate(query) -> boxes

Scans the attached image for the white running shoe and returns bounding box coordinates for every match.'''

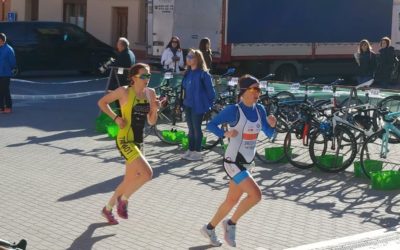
[200,224,223,247]
[222,219,237,247]
[181,150,192,160]
[187,151,203,161]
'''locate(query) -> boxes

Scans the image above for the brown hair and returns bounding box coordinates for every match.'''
[187,48,208,71]
[358,39,373,53]
[381,36,391,47]
[166,36,181,50]
[199,37,211,52]
[129,63,150,84]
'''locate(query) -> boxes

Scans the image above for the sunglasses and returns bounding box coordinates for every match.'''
[171,40,178,43]
[186,54,195,60]
[134,73,152,80]
[247,86,261,93]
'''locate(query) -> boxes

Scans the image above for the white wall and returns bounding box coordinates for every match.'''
[10,0,26,21]
[87,0,143,48]
[38,0,63,21]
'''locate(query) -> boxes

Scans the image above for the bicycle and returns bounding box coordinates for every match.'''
[359,109,400,179]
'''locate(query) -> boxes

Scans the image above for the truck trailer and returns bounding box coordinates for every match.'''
[147,0,399,82]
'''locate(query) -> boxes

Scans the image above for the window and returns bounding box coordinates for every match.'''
[63,1,87,29]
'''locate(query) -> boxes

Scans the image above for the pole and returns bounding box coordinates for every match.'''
[1,0,5,21]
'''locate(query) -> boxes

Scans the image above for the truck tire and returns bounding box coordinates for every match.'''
[276,65,297,82]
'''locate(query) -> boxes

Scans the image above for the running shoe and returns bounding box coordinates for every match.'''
[222,219,237,247]
[117,196,128,219]
[200,224,223,247]
[101,207,119,225]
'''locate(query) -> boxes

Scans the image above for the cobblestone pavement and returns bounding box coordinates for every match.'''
[0,77,400,250]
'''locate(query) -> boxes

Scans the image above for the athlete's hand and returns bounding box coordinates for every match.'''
[224,129,238,138]
[267,115,277,128]
[115,116,126,129]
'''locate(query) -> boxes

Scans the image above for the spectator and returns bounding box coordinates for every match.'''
[199,37,213,71]
[0,33,17,114]
[161,36,184,73]
[355,39,376,84]
[375,37,396,88]
[181,49,215,161]
[108,37,136,91]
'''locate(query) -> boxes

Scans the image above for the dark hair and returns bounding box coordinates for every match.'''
[199,37,211,52]
[0,33,6,42]
[358,39,372,53]
[166,36,181,50]
[237,74,259,102]
[381,36,391,47]
[129,63,151,83]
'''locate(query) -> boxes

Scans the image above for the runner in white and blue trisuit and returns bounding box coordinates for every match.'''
[200,75,277,247]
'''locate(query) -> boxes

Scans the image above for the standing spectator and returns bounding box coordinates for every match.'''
[375,37,396,88]
[108,37,136,91]
[199,37,213,71]
[355,39,376,84]
[161,36,184,73]
[181,49,215,161]
[0,33,16,114]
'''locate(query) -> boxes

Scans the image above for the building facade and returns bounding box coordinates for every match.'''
[9,0,147,55]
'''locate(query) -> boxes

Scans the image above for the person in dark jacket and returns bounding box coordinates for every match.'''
[355,39,376,84]
[375,37,396,88]
[108,37,136,91]
[0,33,17,114]
[181,48,216,161]
[199,37,213,71]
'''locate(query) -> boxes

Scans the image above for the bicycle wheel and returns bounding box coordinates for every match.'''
[310,124,357,173]
[360,129,400,179]
[377,95,400,143]
[201,109,223,150]
[283,120,317,169]
[255,122,287,164]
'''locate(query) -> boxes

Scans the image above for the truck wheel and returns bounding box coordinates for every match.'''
[277,65,297,82]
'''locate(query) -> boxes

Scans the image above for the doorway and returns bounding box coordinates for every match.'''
[112,7,128,45]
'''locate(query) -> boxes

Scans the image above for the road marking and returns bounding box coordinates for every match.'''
[11,78,107,85]
[283,226,400,250]
[12,91,104,100]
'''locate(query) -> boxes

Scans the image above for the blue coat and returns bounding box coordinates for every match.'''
[0,44,16,77]
[182,69,216,114]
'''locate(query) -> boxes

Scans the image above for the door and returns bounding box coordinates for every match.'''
[112,7,128,45]
[150,0,174,56]
[392,3,400,51]
[60,24,90,70]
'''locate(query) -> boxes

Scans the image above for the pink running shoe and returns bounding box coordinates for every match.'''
[117,196,128,219]
[101,207,119,225]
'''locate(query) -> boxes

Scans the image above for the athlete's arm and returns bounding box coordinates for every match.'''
[147,88,159,126]
[207,105,238,138]
[98,87,127,128]
[257,104,276,138]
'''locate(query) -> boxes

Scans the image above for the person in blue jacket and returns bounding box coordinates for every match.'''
[0,33,17,114]
[181,48,216,161]
[200,75,276,247]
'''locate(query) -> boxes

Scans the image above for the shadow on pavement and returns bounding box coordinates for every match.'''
[66,222,115,250]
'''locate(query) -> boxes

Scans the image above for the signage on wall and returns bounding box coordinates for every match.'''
[7,12,17,22]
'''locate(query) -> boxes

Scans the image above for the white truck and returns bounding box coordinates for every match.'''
[147,0,400,82]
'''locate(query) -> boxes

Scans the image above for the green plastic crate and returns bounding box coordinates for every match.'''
[181,136,206,150]
[265,147,290,162]
[354,160,383,178]
[316,154,343,169]
[95,113,114,133]
[106,124,119,138]
[162,130,186,143]
[371,171,400,190]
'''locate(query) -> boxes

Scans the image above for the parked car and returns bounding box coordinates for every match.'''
[0,21,116,75]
